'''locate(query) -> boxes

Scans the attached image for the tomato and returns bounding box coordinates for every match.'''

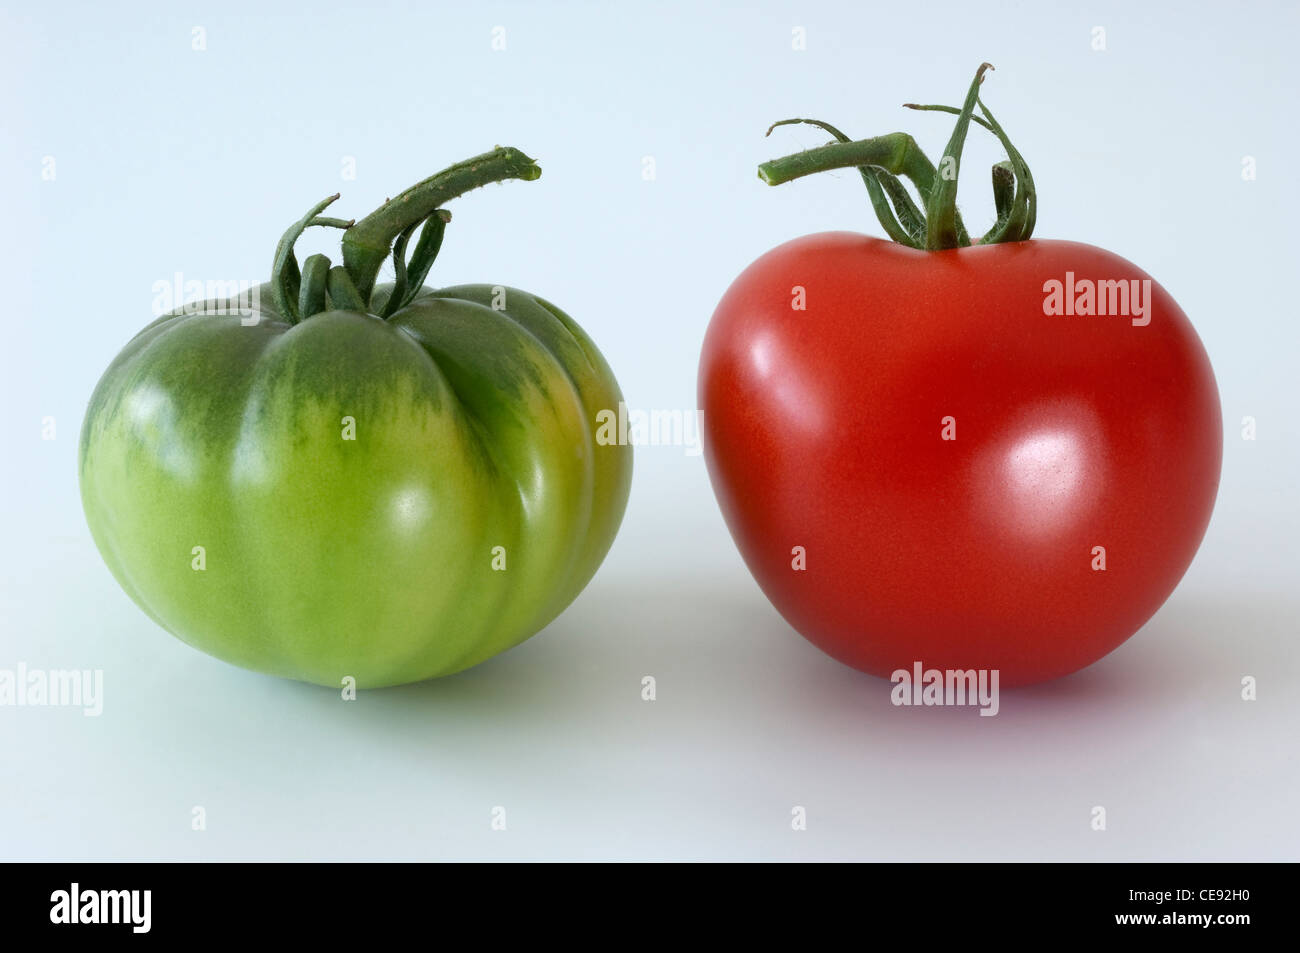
[79,149,632,688]
[699,67,1221,686]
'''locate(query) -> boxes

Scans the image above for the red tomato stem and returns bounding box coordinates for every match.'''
[758,63,1038,250]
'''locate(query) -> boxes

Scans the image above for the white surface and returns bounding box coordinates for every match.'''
[2,0,1297,860]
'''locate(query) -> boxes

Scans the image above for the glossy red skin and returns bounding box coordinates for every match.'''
[700,232,1221,687]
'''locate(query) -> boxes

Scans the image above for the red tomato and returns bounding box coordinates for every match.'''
[699,232,1221,686]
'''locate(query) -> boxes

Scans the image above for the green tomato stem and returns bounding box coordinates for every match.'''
[326,266,367,311]
[271,194,352,323]
[298,253,331,318]
[271,148,540,323]
[341,147,541,305]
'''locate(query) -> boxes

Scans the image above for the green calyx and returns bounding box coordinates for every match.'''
[757,64,1036,250]
[271,146,541,323]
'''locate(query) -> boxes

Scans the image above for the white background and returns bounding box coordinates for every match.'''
[2,0,1296,860]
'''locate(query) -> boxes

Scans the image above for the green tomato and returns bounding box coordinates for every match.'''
[78,150,632,688]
